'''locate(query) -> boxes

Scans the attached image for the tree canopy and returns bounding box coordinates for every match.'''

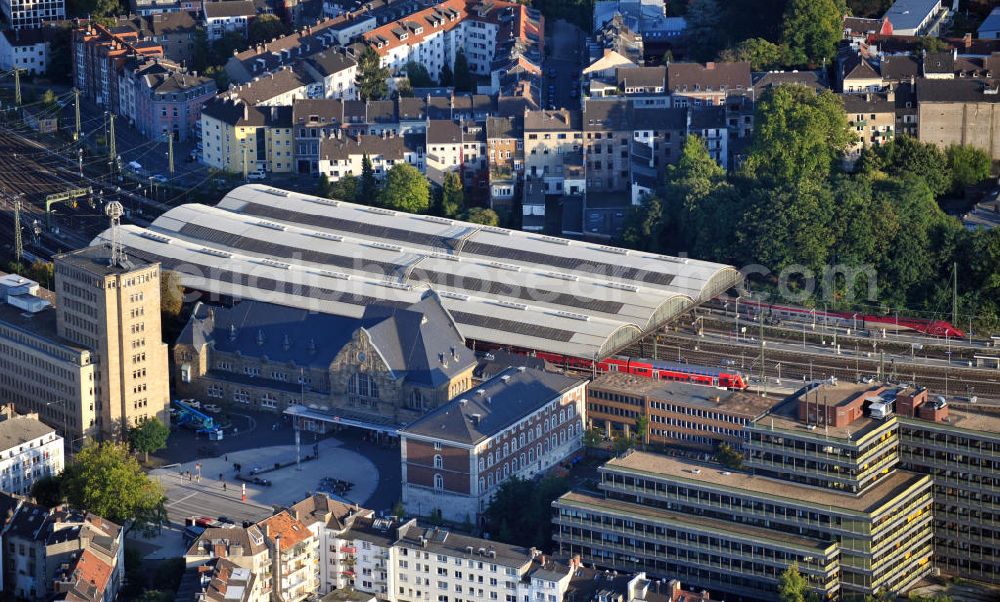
[946,144,991,193]
[685,0,723,62]
[453,51,475,93]
[61,443,168,535]
[483,476,568,552]
[359,155,379,203]
[777,563,809,602]
[464,207,500,226]
[378,164,430,213]
[718,37,784,70]
[129,417,170,463]
[440,172,464,217]
[406,61,435,88]
[248,14,289,45]
[781,0,845,67]
[356,46,390,101]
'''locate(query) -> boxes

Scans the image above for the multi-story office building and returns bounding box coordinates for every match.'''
[1,0,64,29]
[555,450,935,600]
[54,246,171,439]
[400,367,587,522]
[0,405,64,495]
[0,276,99,444]
[745,382,900,494]
[586,373,773,451]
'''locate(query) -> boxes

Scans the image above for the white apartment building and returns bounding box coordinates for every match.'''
[0,29,50,75]
[203,0,255,41]
[317,132,426,182]
[1,0,64,29]
[0,407,64,496]
[301,49,358,100]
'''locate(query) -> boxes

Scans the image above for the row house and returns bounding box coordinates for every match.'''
[485,115,523,211]
[226,17,357,83]
[72,24,164,110]
[317,131,427,183]
[199,96,294,173]
[300,48,358,99]
[117,11,200,66]
[129,0,198,15]
[364,0,466,81]
[1,498,124,602]
[229,65,318,106]
[119,56,216,142]
[523,108,584,200]
[399,367,587,523]
[0,27,53,76]
[203,0,257,40]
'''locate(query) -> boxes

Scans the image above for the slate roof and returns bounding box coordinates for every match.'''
[187,526,269,558]
[667,61,751,92]
[485,116,520,139]
[688,105,726,130]
[292,98,345,125]
[231,67,313,105]
[524,109,581,131]
[0,414,56,452]
[583,99,630,131]
[752,70,828,92]
[201,97,293,126]
[319,132,424,161]
[879,55,919,80]
[923,51,954,74]
[401,367,584,445]
[427,119,463,144]
[204,0,256,18]
[884,0,940,32]
[305,49,357,76]
[842,92,895,114]
[395,522,533,568]
[979,7,1000,35]
[841,53,881,81]
[916,78,1000,102]
[179,293,472,388]
[628,106,686,130]
[616,65,665,89]
[289,493,368,531]
[843,16,882,34]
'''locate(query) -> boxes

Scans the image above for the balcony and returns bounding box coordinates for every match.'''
[340,546,357,554]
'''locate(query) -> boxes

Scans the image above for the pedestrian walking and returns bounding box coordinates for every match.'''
[223,482,227,491]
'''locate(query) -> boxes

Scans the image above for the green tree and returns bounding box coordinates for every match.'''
[378,163,430,213]
[440,171,464,217]
[874,135,952,197]
[212,31,246,65]
[781,0,845,66]
[915,36,949,53]
[743,85,854,185]
[330,174,359,202]
[582,428,603,448]
[392,500,406,519]
[743,178,836,274]
[617,196,665,252]
[946,144,991,193]
[406,61,435,87]
[718,37,785,70]
[483,476,569,552]
[464,207,500,226]
[359,155,378,202]
[30,474,64,508]
[46,25,73,84]
[634,414,649,447]
[715,443,744,469]
[129,416,170,463]
[356,46,390,101]
[684,0,723,61]
[317,173,332,198]
[61,443,168,535]
[161,270,183,320]
[454,50,474,93]
[248,14,289,45]
[41,89,58,108]
[27,259,54,289]
[778,563,809,602]
[395,78,414,98]
[191,28,211,72]
[66,0,120,18]
[439,61,454,87]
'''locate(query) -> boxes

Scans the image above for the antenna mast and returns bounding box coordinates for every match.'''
[106,200,128,268]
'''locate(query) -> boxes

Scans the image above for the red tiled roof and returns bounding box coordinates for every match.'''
[259,511,312,548]
[364,0,465,56]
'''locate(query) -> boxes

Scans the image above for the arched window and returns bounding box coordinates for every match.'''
[544,418,550,432]
[520,452,526,467]
[503,443,509,457]
[348,373,379,399]
[434,474,443,489]
[519,433,526,447]
[568,404,575,417]
[408,389,424,410]
[543,439,549,453]
[512,457,519,472]
[478,457,485,471]
[434,454,443,469]
[487,474,494,488]
[528,449,535,463]
[550,435,557,449]
[535,425,542,439]
[559,430,566,445]
[537,443,543,457]
[503,463,509,479]
[479,477,485,491]
[488,452,494,467]
[559,410,565,424]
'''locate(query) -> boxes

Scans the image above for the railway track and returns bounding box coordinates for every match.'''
[623,331,1000,400]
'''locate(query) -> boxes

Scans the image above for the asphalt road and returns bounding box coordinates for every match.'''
[544,20,586,110]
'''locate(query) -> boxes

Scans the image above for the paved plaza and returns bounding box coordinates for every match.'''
[138,435,381,559]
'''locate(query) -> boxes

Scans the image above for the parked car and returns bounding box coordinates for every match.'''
[151,174,168,184]
[179,398,201,409]
[247,171,267,181]
[203,403,221,413]
[252,477,272,486]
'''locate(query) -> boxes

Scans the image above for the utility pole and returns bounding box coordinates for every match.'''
[759,314,766,397]
[13,195,22,266]
[108,113,116,173]
[952,262,958,327]
[242,145,248,181]
[167,133,174,175]
[14,68,21,106]
[73,88,81,140]
[78,148,83,178]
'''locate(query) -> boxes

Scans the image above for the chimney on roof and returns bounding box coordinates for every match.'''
[965,32,973,49]
[705,61,715,70]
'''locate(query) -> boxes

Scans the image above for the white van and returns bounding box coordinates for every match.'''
[127,161,143,172]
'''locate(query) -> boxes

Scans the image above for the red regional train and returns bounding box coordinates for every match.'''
[532,351,748,390]
[721,298,966,338]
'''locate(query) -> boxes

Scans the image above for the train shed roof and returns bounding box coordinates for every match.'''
[92,185,740,359]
